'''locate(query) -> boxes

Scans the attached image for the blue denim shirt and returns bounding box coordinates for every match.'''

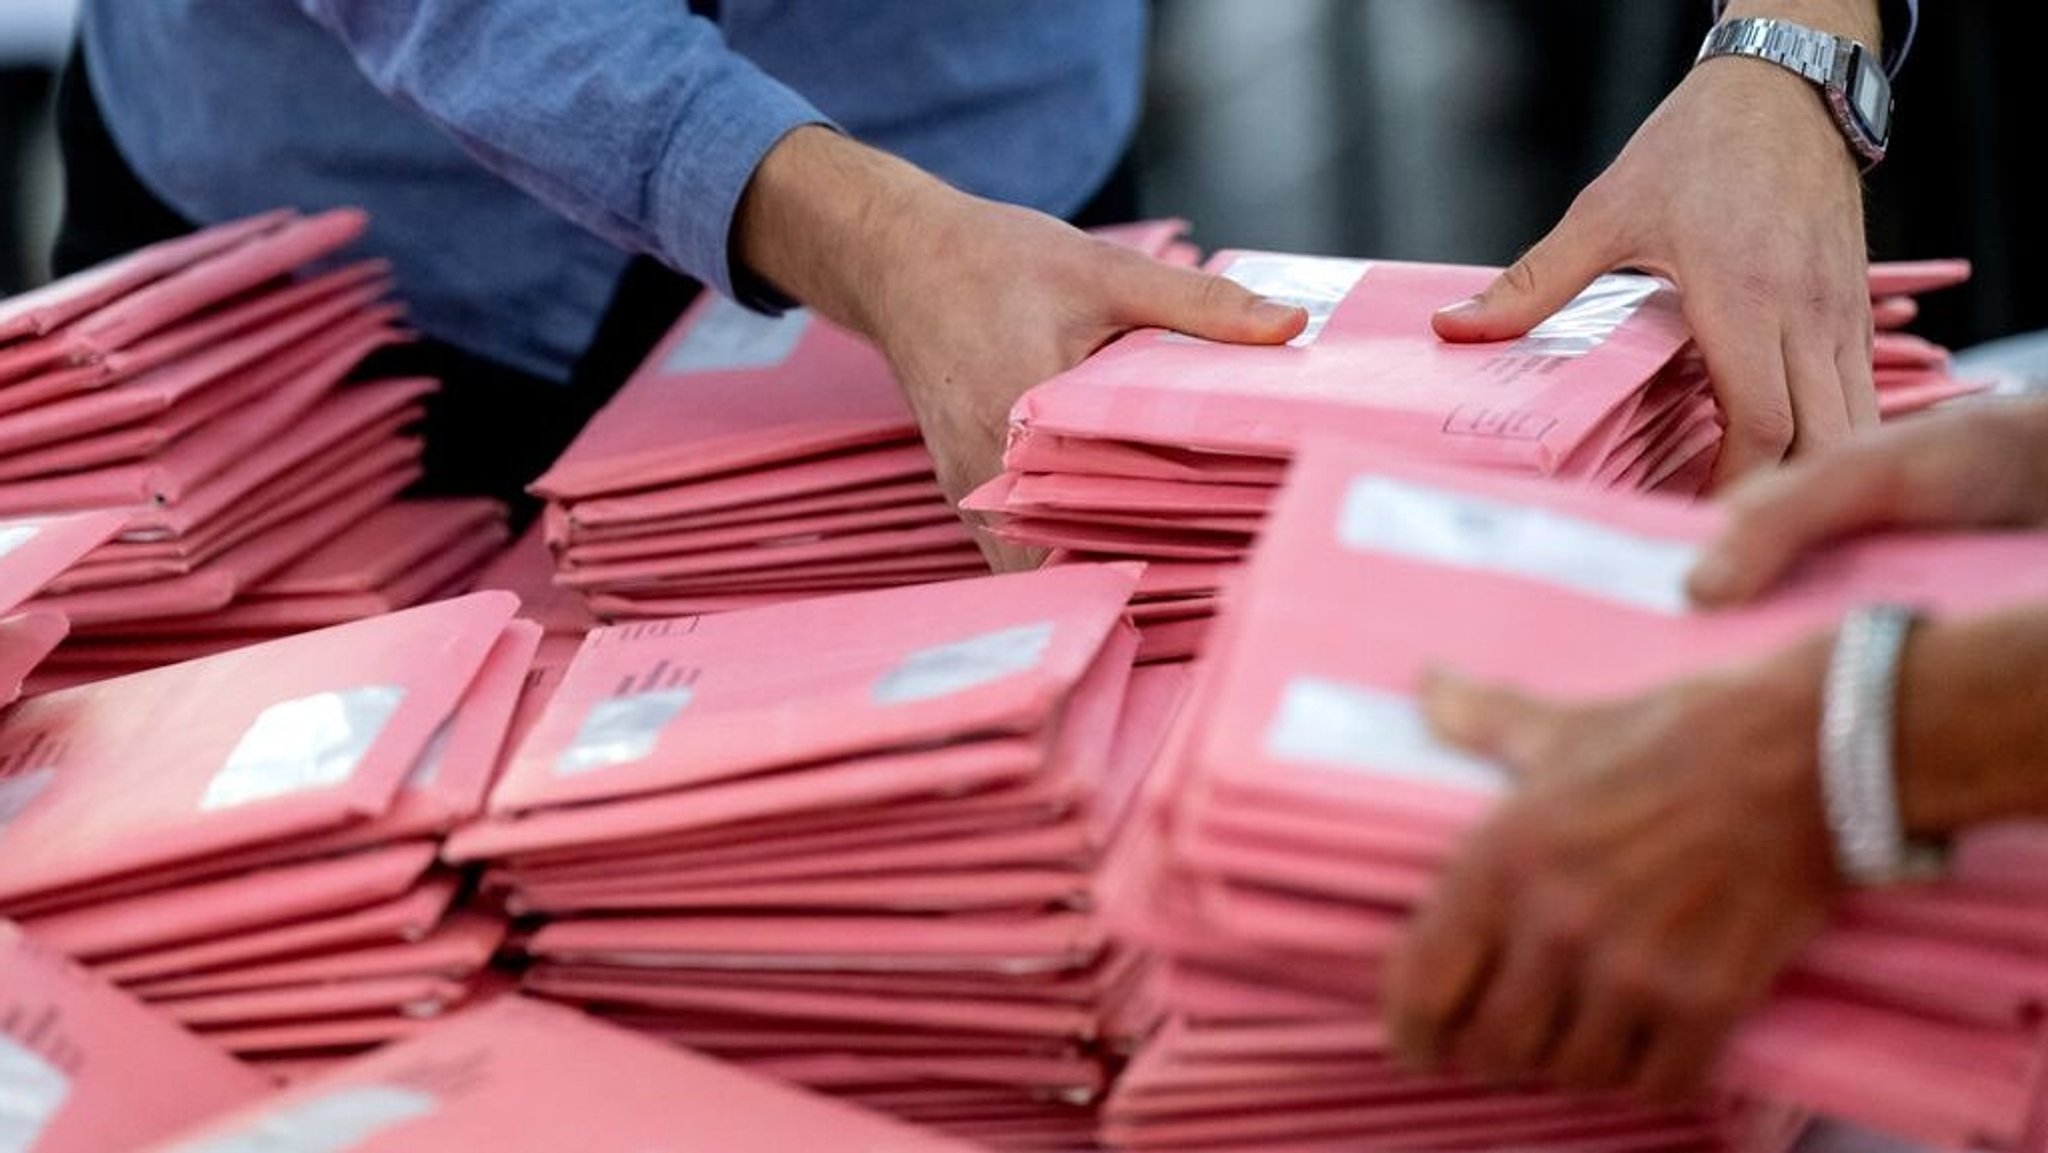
[80,1,1146,381]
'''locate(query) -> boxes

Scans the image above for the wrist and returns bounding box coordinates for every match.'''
[731,126,962,338]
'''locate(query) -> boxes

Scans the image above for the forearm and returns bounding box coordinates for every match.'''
[1896,603,2048,835]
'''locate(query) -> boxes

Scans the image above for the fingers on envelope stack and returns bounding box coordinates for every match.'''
[528,221,1196,623]
[965,255,1982,665]
[445,564,1190,1150]
[0,593,546,1081]
[0,210,496,686]
[1101,437,2048,1152]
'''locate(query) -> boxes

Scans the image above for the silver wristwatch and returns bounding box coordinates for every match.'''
[1696,17,1893,168]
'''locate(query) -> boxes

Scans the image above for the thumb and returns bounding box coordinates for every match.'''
[1433,207,1620,343]
[1420,666,1547,769]
[1111,255,1308,345]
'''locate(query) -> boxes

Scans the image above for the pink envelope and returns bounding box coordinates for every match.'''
[0,318,401,519]
[486,565,1136,814]
[157,973,479,1029]
[1865,258,1972,297]
[0,283,399,460]
[528,911,1104,976]
[141,995,979,1152]
[567,477,947,545]
[0,261,389,421]
[17,620,537,916]
[0,210,289,344]
[88,441,423,573]
[127,912,505,1000]
[517,822,1093,903]
[561,503,958,568]
[0,309,396,493]
[536,960,1110,1008]
[492,778,1082,885]
[577,557,991,606]
[19,843,441,960]
[449,736,1052,863]
[58,209,368,358]
[196,1011,439,1056]
[555,519,976,589]
[516,866,1091,917]
[529,970,1098,1035]
[0,591,518,906]
[0,920,269,1153]
[1134,441,2048,1151]
[47,454,415,597]
[531,299,912,501]
[95,875,462,985]
[1004,426,1290,486]
[121,378,433,540]
[557,441,936,530]
[0,507,129,613]
[468,522,604,637]
[260,499,507,597]
[0,608,69,705]
[31,466,415,628]
[1015,254,1691,473]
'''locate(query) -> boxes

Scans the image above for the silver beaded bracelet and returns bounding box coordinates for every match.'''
[1819,604,1943,885]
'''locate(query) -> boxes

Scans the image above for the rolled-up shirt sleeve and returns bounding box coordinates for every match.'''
[1710,0,1918,75]
[290,0,829,301]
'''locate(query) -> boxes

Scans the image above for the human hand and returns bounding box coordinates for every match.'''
[1383,654,1840,1104]
[1432,0,1882,489]
[734,127,1307,570]
[1690,399,2048,605]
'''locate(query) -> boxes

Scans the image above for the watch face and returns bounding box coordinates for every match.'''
[1848,47,1892,144]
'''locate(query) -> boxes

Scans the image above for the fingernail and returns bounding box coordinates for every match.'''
[1687,553,1736,602]
[1435,296,1485,320]
[1252,297,1305,324]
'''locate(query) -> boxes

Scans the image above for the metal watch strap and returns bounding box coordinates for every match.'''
[1698,17,1844,87]
[1819,604,1940,885]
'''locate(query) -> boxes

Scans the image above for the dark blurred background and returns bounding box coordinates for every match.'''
[3,1,2041,351]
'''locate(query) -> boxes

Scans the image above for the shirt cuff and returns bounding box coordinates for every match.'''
[647,51,832,308]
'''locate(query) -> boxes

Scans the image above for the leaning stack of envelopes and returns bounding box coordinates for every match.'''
[0,920,270,1153]
[0,209,440,680]
[38,498,510,678]
[0,593,539,1078]
[445,565,1180,1150]
[1099,437,2048,1152]
[0,508,128,703]
[966,255,1984,664]
[141,995,985,1153]
[530,222,1196,623]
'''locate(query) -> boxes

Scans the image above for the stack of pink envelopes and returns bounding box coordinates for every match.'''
[444,566,1182,1150]
[1100,439,2048,1152]
[38,498,511,680]
[0,508,129,702]
[530,222,1196,624]
[966,256,1984,664]
[0,593,540,1079]
[469,520,604,674]
[143,995,983,1152]
[0,920,270,1152]
[0,210,444,681]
